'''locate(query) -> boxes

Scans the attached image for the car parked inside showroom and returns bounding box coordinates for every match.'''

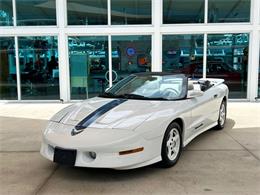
[41,73,228,169]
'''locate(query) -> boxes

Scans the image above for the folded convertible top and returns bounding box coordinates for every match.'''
[199,78,225,87]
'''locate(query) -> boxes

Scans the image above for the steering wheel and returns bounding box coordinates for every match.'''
[105,70,118,83]
[162,88,179,99]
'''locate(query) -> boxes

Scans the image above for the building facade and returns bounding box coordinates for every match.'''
[0,0,260,102]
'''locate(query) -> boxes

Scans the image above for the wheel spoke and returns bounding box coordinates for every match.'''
[167,147,172,157]
[172,147,176,152]
[173,135,179,143]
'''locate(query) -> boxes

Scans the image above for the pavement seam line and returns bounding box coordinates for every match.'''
[184,149,247,151]
[0,151,39,153]
[34,165,59,195]
[223,131,260,162]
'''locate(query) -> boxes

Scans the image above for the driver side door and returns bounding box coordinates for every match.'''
[189,89,215,134]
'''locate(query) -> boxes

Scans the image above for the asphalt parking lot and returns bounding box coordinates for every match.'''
[0,102,260,195]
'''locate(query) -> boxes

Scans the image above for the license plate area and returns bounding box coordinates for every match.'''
[53,147,77,166]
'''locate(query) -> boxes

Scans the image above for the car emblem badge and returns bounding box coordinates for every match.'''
[71,128,83,136]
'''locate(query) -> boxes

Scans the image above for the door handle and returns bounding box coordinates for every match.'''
[213,94,218,98]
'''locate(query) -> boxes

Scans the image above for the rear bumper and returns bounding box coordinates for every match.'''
[40,122,162,169]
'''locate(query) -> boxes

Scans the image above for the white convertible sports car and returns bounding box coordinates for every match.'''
[41,73,228,170]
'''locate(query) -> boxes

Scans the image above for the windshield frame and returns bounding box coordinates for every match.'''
[99,73,188,101]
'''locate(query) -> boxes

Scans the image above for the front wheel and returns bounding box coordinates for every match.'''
[215,100,227,130]
[160,122,182,168]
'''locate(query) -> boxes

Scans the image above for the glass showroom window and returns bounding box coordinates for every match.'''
[207,33,249,98]
[18,36,59,100]
[111,35,151,82]
[16,0,56,25]
[67,0,107,25]
[0,0,13,26]
[0,37,17,100]
[162,34,204,78]
[208,0,251,23]
[163,0,204,24]
[68,36,108,100]
[111,0,151,25]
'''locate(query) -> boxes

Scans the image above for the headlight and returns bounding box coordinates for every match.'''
[43,121,55,135]
[50,104,75,123]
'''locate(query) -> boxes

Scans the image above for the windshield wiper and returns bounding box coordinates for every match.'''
[99,92,116,98]
[122,94,169,100]
[122,93,147,99]
[100,93,169,101]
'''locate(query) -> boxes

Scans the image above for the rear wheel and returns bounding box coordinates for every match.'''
[160,122,182,168]
[215,100,227,130]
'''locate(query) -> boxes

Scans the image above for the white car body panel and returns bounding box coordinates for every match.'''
[41,78,228,169]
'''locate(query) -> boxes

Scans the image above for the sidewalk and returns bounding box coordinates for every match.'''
[0,102,70,120]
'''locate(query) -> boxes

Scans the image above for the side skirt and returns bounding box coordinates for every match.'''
[183,122,217,147]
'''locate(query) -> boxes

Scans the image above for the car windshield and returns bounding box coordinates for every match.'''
[100,74,188,100]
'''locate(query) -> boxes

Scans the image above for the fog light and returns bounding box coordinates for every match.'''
[89,152,96,159]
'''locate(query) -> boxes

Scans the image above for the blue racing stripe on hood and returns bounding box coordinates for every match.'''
[71,99,127,136]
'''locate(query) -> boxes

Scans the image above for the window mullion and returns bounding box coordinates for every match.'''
[12,0,17,26]
[203,33,207,78]
[14,36,21,100]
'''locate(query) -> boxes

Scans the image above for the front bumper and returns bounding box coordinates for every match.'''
[40,122,162,169]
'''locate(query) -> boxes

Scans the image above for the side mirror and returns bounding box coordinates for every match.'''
[187,90,204,99]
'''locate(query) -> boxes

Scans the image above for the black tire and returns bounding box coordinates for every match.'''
[214,99,227,130]
[160,122,182,168]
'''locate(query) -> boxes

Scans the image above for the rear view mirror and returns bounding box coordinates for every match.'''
[187,90,204,98]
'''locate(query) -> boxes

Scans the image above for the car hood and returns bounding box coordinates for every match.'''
[50,97,165,130]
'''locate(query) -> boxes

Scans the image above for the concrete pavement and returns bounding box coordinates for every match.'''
[0,102,259,195]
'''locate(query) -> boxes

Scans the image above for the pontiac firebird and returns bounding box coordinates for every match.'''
[41,73,228,170]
